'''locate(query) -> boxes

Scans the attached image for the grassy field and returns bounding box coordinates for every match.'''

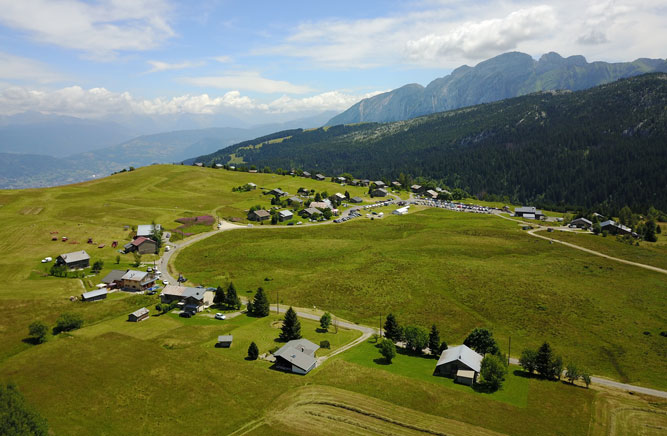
[537,229,667,270]
[176,208,667,389]
[1,165,665,435]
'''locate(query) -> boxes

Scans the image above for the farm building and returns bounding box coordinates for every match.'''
[425,189,438,199]
[124,236,157,254]
[136,224,161,238]
[248,209,271,221]
[121,270,156,291]
[350,196,363,203]
[279,210,294,222]
[160,285,215,312]
[393,206,409,215]
[334,193,346,201]
[434,345,483,386]
[374,181,386,188]
[570,218,593,229]
[269,188,287,197]
[101,269,126,288]
[335,176,346,183]
[273,339,319,375]
[391,181,401,189]
[214,163,223,168]
[216,335,233,348]
[300,207,322,218]
[288,196,303,206]
[600,220,632,235]
[81,288,108,302]
[360,179,371,187]
[128,307,149,322]
[56,250,90,270]
[411,184,423,193]
[514,207,544,220]
[247,182,257,190]
[309,201,331,210]
[313,173,326,181]
[372,188,388,197]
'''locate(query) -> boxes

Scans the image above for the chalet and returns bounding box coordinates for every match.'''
[314,173,326,181]
[514,206,544,220]
[216,335,233,348]
[393,206,409,215]
[247,182,257,190]
[136,224,161,239]
[302,171,311,178]
[309,201,331,210]
[214,163,224,169]
[121,270,156,291]
[269,188,287,197]
[300,207,322,218]
[124,236,157,254]
[334,193,346,202]
[297,187,310,195]
[335,176,346,184]
[128,307,149,322]
[101,269,126,289]
[434,344,483,386]
[374,181,386,188]
[81,288,108,302]
[425,189,438,199]
[288,196,303,206]
[411,184,423,193]
[391,181,401,189]
[350,196,363,203]
[273,339,319,374]
[360,179,371,187]
[600,220,632,235]
[194,162,203,167]
[56,250,90,270]
[372,188,388,197]
[249,169,258,173]
[160,285,215,312]
[248,209,271,221]
[229,165,236,170]
[278,210,294,222]
[570,217,593,229]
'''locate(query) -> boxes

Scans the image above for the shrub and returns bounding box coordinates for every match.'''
[0,383,49,436]
[247,342,259,360]
[480,354,507,390]
[53,313,83,334]
[379,339,397,363]
[28,321,49,344]
[320,340,331,349]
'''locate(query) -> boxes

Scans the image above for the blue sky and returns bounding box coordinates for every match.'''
[0,0,665,123]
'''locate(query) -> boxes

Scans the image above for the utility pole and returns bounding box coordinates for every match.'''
[380,313,383,337]
[508,336,511,366]
[276,290,279,314]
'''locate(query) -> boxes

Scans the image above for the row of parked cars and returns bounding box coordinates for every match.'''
[334,209,362,223]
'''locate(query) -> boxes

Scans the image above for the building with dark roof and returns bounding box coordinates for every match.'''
[273,339,319,374]
[249,209,271,221]
[81,288,108,302]
[128,307,149,322]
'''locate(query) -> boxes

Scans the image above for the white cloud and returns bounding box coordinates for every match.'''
[211,55,233,63]
[406,6,557,61]
[145,60,203,73]
[0,0,174,57]
[181,72,314,94]
[0,52,65,83]
[0,85,379,118]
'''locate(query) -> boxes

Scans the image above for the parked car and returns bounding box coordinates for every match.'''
[162,280,169,285]
[215,313,226,320]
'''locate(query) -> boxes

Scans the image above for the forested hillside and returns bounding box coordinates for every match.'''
[194,74,667,212]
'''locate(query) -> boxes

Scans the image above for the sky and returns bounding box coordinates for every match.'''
[0,0,665,125]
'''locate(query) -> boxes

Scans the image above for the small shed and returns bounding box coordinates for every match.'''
[216,335,233,348]
[249,209,271,221]
[81,288,108,302]
[455,369,476,386]
[278,210,294,222]
[128,307,149,322]
[350,196,363,203]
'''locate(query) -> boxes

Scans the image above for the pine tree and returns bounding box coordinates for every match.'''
[536,342,556,379]
[214,286,225,306]
[383,313,402,343]
[225,282,241,309]
[247,342,259,360]
[279,307,301,341]
[428,324,441,357]
[252,287,270,317]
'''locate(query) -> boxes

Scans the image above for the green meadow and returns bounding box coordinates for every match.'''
[176,207,667,389]
[0,165,665,435]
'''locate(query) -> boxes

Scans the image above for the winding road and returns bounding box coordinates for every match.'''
[157,204,667,399]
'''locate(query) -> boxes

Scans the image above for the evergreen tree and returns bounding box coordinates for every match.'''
[0,383,49,436]
[383,313,402,343]
[247,342,259,360]
[279,307,302,341]
[225,282,241,309]
[214,286,225,306]
[536,342,560,379]
[428,324,441,356]
[251,287,270,317]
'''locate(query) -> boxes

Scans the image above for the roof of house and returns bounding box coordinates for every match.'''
[571,217,593,225]
[101,269,126,283]
[436,344,483,373]
[315,173,325,178]
[130,307,149,318]
[302,171,311,176]
[131,236,155,247]
[279,210,293,217]
[161,285,211,301]
[289,196,303,203]
[247,182,257,187]
[82,288,108,299]
[411,184,422,189]
[137,224,161,237]
[309,201,330,210]
[426,189,438,196]
[600,220,631,232]
[274,339,319,371]
[59,250,90,264]
[217,335,233,343]
[374,181,385,185]
[122,270,149,281]
[515,206,543,215]
[334,192,346,199]
[303,207,322,216]
[252,209,271,218]
[270,188,286,196]
[350,196,363,203]
[373,188,388,194]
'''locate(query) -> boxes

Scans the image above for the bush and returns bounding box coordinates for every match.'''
[53,313,83,334]
[0,383,49,436]
[320,340,330,349]
[379,339,397,363]
[247,342,259,360]
[480,354,507,390]
[28,321,49,344]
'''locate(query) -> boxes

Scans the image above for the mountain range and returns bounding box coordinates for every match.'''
[326,52,667,125]
[194,73,667,212]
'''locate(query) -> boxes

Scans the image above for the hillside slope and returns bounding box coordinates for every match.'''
[327,52,667,125]
[195,74,667,211]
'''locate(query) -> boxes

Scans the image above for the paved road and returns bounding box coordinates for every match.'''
[159,207,667,399]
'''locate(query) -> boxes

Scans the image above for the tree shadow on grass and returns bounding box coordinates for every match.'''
[513,369,534,378]
[396,347,435,360]
[472,383,500,394]
[21,337,40,345]
[373,357,392,366]
[315,328,328,333]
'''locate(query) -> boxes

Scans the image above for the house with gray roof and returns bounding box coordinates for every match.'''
[288,196,303,206]
[350,196,363,203]
[570,217,593,229]
[514,207,544,219]
[56,250,90,270]
[248,209,271,221]
[273,339,319,374]
[313,173,326,181]
[136,224,161,238]
[278,210,294,222]
[216,335,233,348]
[372,188,388,197]
[300,207,322,218]
[160,285,215,312]
[600,220,632,235]
[101,269,126,288]
[128,307,149,322]
[434,344,483,386]
[121,270,156,291]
